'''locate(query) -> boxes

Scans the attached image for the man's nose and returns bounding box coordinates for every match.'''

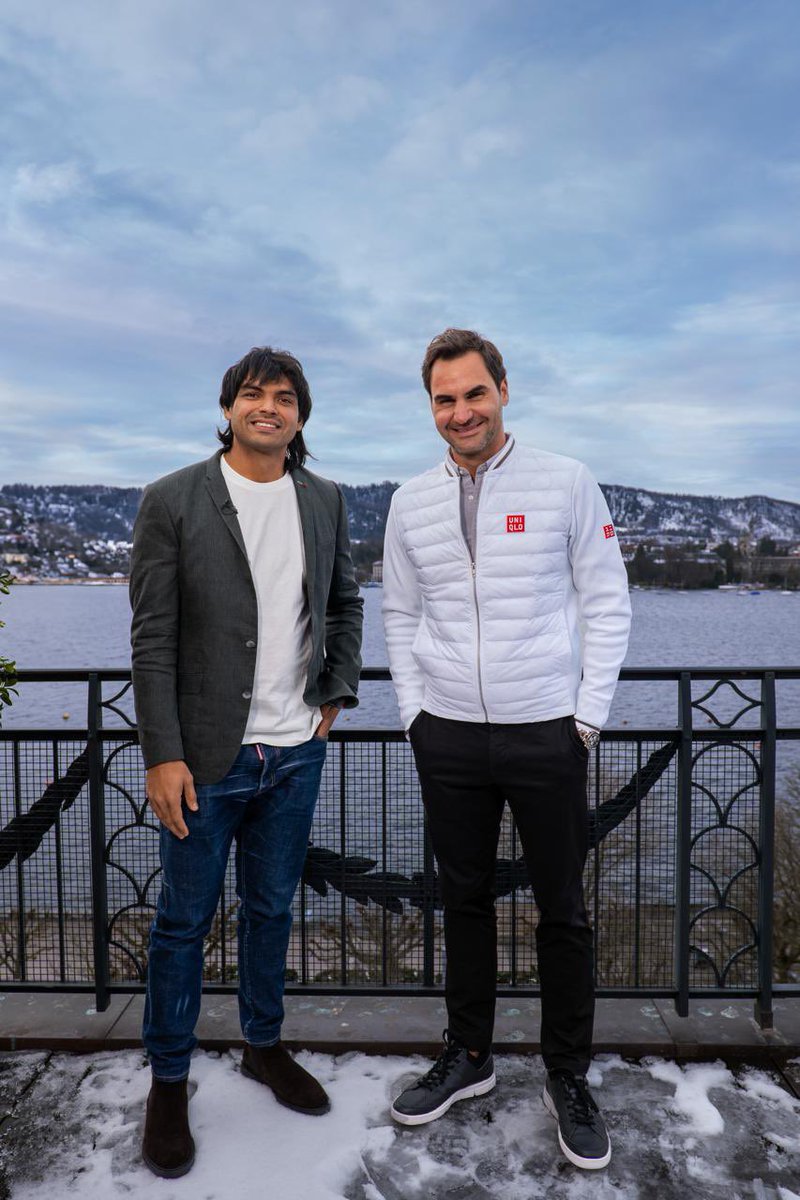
[451,398,473,424]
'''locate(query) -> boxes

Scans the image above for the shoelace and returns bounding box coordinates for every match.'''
[554,1073,598,1124]
[416,1034,465,1090]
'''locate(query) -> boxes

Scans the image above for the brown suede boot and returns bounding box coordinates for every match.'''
[241,1042,330,1114]
[142,1076,196,1178]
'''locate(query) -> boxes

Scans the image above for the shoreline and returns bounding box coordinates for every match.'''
[7,577,799,593]
[10,577,130,586]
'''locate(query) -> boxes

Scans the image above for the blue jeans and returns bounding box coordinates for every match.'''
[143,738,327,1080]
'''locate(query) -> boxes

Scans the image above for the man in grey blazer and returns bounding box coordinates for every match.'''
[130,346,363,1178]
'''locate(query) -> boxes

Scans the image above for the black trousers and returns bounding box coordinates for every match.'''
[409,711,594,1074]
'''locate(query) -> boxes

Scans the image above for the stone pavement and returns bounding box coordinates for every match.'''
[1,993,800,1197]
[1,1045,799,1199]
[1,992,799,1064]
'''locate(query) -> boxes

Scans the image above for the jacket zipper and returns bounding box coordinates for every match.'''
[461,480,489,722]
[470,556,489,721]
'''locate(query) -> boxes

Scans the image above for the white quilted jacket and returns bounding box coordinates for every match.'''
[382,441,631,731]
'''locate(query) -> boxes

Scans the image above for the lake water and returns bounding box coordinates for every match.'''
[2,584,799,735]
[2,585,799,909]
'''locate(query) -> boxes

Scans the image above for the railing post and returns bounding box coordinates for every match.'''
[674,672,693,1018]
[755,672,776,1030]
[381,742,389,988]
[13,741,26,981]
[339,740,348,987]
[422,817,436,988]
[87,673,110,1012]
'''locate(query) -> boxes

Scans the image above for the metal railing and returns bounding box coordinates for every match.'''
[1,667,799,1027]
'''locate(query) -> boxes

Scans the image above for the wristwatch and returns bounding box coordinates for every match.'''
[575,722,600,751]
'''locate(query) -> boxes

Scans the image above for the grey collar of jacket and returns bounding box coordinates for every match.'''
[443,432,516,478]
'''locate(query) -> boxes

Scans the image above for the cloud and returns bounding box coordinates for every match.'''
[240,75,388,157]
[0,1,798,499]
[12,161,84,204]
[673,293,800,340]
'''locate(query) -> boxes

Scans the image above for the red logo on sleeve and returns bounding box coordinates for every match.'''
[603,524,616,539]
[506,514,525,532]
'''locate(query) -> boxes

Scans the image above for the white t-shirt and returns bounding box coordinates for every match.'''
[220,456,319,746]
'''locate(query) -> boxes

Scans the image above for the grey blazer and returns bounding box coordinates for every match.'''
[129,451,363,784]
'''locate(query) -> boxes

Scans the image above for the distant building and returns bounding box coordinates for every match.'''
[741,557,800,584]
[372,560,383,584]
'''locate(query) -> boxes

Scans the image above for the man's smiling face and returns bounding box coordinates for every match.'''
[223,374,303,461]
[429,350,508,471]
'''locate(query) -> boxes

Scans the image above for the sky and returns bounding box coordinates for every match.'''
[1,0,799,500]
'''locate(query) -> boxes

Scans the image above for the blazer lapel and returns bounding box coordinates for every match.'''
[204,453,248,561]
[292,469,317,616]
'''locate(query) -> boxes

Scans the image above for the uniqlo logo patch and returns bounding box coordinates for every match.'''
[603,524,616,539]
[506,514,525,533]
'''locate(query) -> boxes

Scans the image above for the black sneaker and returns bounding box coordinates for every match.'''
[390,1031,496,1126]
[542,1069,611,1170]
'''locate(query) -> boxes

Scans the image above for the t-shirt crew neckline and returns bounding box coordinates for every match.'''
[220,456,293,493]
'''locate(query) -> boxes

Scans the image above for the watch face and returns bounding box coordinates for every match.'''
[582,729,600,750]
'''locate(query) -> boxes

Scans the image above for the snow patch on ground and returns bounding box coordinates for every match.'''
[647,1059,729,1134]
[3,1050,800,1200]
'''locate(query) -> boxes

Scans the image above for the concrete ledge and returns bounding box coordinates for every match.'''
[1,992,797,1063]
[0,992,136,1052]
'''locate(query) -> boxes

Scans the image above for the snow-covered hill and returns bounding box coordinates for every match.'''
[599,486,800,542]
[0,481,798,579]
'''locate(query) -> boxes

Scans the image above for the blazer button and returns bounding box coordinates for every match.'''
[242,690,252,699]
[245,639,256,648]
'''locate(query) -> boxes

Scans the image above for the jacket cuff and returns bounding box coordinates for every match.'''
[138,734,186,770]
[316,670,360,709]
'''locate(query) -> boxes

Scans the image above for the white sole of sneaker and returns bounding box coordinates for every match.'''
[390,1072,496,1126]
[542,1085,612,1170]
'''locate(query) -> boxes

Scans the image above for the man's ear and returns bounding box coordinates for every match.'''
[500,379,509,407]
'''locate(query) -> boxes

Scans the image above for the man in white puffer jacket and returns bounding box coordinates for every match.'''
[382,328,631,1170]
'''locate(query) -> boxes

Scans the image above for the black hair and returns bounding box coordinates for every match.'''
[217,346,312,471]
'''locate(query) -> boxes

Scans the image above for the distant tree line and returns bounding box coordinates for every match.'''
[627,538,800,589]
[4,480,800,587]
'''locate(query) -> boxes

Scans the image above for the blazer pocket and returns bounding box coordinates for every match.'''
[178,672,204,695]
